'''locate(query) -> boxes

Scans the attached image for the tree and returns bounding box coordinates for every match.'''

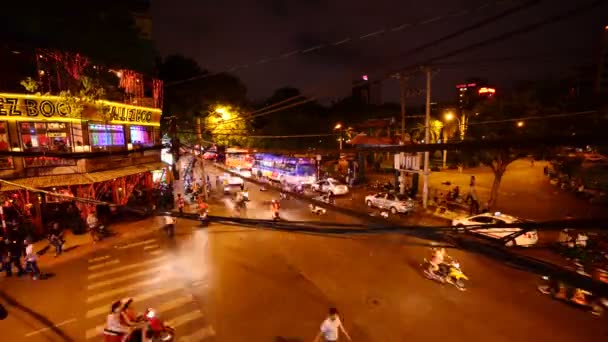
[254,87,328,149]
[410,119,444,143]
[465,96,536,209]
[203,104,251,147]
[158,55,248,145]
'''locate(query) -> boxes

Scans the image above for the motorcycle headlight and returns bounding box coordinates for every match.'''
[146,310,155,318]
[453,262,460,269]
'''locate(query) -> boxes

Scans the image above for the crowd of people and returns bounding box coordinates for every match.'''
[0,221,45,280]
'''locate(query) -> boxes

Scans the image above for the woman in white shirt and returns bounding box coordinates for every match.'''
[104,301,130,342]
[314,308,351,342]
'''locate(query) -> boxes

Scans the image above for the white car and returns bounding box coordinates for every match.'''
[311,178,349,195]
[223,173,244,186]
[451,212,538,247]
[365,192,414,214]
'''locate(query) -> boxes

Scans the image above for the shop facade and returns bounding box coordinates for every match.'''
[0,93,168,236]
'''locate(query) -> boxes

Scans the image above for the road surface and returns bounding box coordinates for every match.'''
[2,176,607,341]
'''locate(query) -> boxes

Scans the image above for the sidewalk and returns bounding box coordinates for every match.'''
[34,215,166,269]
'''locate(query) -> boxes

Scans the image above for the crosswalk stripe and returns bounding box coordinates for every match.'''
[87,265,170,290]
[88,255,110,263]
[86,286,183,318]
[86,277,166,303]
[149,250,163,256]
[166,310,203,328]
[116,239,157,249]
[178,325,216,342]
[88,259,120,271]
[143,244,159,250]
[88,256,167,280]
[85,295,195,339]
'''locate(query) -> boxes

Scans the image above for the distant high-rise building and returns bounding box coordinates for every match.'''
[596,25,608,93]
[353,75,383,105]
[455,78,495,110]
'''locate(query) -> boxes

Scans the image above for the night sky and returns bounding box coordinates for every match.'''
[152,0,608,104]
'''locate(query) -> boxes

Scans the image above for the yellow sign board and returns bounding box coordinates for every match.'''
[0,93,161,127]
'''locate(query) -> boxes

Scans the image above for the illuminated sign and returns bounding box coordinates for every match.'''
[0,93,161,126]
[362,75,369,81]
[478,87,496,94]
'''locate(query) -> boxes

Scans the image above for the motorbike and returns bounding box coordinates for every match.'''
[199,209,209,226]
[537,275,607,316]
[422,257,468,291]
[142,308,175,342]
[90,224,111,241]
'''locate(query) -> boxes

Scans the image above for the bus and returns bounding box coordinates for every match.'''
[251,153,316,185]
[225,148,255,177]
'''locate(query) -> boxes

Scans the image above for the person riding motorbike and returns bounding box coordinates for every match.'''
[428,248,447,274]
[104,300,130,342]
[271,199,280,220]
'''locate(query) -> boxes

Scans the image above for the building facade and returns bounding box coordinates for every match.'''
[0,48,167,235]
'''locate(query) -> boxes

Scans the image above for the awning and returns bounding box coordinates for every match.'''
[86,162,167,183]
[0,162,167,192]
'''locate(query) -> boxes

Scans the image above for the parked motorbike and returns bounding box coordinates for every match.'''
[90,224,111,241]
[537,275,607,316]
[422,258,468,291]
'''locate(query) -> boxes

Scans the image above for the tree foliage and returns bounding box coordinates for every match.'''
[203,104,251,147]
[159,55,249,145]
[254,87,328,149]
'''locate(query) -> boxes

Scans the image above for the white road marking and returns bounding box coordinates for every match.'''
[149,250,163,256]
[88,255,110,263]
[85,295,195,339]
[143,244,159,250]
[25,318,77,337]
[86,285,183,318]
[178,325,216,342]
[166,310,203,328]
[87,265,170,290]
[88,259,119,271]
[88,256,167,280]
[86,277,166,303]
[116,239,157,249]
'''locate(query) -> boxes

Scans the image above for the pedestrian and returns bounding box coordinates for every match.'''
[313,307,351,342]
[24,239,41,280]
[177,194,185,216]
[543,165,549,176]
[163,214,176,238]
[48,222,64,257]
[87,210,100,242]
[530,158,535,167]
[6,226,25,277]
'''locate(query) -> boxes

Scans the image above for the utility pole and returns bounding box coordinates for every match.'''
[196,117,208,201]
[423,67,432,209]
[167,116,180,180]
[399,73,407,195]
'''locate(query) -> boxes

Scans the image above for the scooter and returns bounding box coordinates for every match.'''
[143,308,175,341]
[422,257,468,291]
[537,275,607,316]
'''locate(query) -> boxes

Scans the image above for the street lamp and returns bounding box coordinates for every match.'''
[517,121,524,128]
[215,106,231,121]
[334,123,343,150]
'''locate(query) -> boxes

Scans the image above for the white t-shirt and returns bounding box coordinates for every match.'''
[320,317,341,341]
[164,216,176,225]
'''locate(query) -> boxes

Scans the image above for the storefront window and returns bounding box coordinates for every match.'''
[19,122,71,152]
[0,122,13,169]
[89,123,125,149]
[130,126,155,146]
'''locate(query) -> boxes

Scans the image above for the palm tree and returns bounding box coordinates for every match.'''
[410,120,444,143]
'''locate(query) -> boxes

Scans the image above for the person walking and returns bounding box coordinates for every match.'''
[163,214,176,238]
[24,239,41,280]
[177,194,185,216]
[313,307,351,342]
[48,222,64,257]
[87,210,100,242]
[6,226,25,277]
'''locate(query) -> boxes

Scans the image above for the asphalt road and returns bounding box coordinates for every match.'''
[2,216,607,342]
[1,163,607,342]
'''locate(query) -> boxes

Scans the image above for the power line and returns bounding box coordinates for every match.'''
[165,0,515,87]
[202,0,599,128]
